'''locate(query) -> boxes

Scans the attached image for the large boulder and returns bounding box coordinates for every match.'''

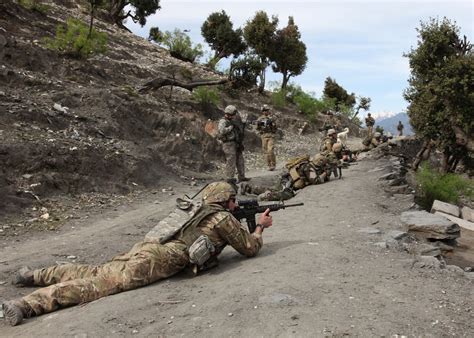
[401,211,460,240]
[430,200,460,217]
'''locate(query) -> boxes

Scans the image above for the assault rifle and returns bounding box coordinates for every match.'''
[232,199,304,233]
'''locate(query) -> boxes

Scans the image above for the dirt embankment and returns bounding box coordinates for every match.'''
[0,0,316,226]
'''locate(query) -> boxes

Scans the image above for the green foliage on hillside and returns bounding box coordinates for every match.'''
[18,0,49,13]
[404,17,473,172]
[192,87,220,108]
[416,163,474,209]
[149,28,203,63]
[44,18,107,59]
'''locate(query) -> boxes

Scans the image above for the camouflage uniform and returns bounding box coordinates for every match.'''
[7,194,262,318]
[369,136,382,149]
[397,122,404,136]
[365,115,375,136]
[256,108,277,170]
[217,112,246,181]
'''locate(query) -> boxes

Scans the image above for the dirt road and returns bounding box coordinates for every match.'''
[1,157,473,337]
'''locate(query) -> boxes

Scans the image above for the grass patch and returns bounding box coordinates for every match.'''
[416,162,474,209]
[192,86,220,108]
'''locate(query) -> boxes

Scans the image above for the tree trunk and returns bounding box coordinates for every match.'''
[258,70,266,94]
[441,149,451,173]
[281,72,290,89]
[412,139,432,171]
[88,4,95,39]
[453,125,474,152]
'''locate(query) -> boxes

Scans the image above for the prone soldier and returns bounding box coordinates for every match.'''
[2,182,272,326]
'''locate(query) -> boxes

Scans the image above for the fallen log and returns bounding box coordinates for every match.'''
[139,77,228,93]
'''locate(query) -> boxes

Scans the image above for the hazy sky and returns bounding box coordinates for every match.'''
[127,0,473,118]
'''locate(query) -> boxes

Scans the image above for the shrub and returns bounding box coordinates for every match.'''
[416,163,474,209]
[270,88,288,108]
[44,18,107,59]
[18,0,49,13]
[150,28,203,63]
[192,87,220,108]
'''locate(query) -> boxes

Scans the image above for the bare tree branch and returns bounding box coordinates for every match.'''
[139,77,228,93]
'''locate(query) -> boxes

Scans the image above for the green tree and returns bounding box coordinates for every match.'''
[108,0,161,27]
[243,11,278,93]
[353,96,371,120]
[270,17,308,89]
[229,52,266,88]
[149,27,203,63]
[201,10,246,65]
[404,17,473,172]
[323,77,356,111]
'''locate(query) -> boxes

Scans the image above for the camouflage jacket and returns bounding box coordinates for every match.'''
[217,118,237,142]
[175,204,262,258]
[256,114,277,136]
[365,116,375,127]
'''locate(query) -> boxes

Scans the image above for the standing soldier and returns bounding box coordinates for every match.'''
[217,105,249,182]
[256,104,277,171]
[2,181,273,326]
[397,120,404,136]
[365,113,375,136]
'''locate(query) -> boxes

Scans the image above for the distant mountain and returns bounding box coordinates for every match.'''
[375,112,413,136]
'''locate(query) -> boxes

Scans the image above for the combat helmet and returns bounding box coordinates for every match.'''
[374,132,381,138]
[261,104,270,112]
[224,105,238,115]
[327,128,336,136]
[202,181,236,204]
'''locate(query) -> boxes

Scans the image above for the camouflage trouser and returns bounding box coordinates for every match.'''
[22,241,188,315]
[222,141,245,180]
[367,126,373,136]
[261,136,276,169]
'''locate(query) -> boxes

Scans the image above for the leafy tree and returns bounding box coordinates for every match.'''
[353,96,371,119]
[149,27,203,63]
[323,77,356,111]
[270,17,308,89]
[201,10,246,64]
[404,17,473,172]
[108,0,161,27]
[229,52,266,88]
[243,11,279,93]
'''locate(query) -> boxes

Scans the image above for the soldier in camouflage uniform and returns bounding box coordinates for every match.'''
[217,105,249,182]
[365,113,375,136]
[256,104,277,171]
[320,128,337,153]
[1,182,273,326]
[369,132,382,149]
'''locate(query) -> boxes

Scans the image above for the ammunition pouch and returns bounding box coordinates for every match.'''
[188,235,215,266]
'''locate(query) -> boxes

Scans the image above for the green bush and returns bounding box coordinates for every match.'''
[149,28,203,63]
[192,87,220,107]
[271,88,288,108]
[44,18,107,59]
[18,0,49,13]
[416,163,474,209]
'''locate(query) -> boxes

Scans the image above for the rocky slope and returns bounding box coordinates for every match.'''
[0,0,322,225]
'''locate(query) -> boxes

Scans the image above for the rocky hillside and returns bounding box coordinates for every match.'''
[1,0,336,223]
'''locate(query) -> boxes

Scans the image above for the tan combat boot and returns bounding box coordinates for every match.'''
[2,300,34,326]
[11,266,34,286]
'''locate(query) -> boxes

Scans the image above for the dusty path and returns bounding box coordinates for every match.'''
[1,157,473,337]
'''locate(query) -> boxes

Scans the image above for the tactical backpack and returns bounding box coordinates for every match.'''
[285,155,320,189]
